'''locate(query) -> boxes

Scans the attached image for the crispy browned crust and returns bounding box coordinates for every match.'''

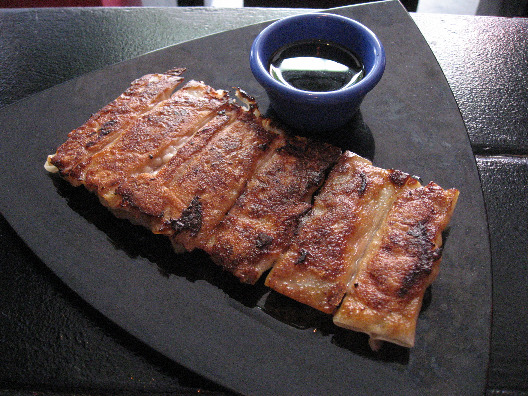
[265,152,421,314]
[333,182,459,348]
[109,102,278,242]
[166,107,278,251]
[107,110,235,233]
[83,81,230,196]
[205,134,342,284]
[46,70,460,349]
[50,68,186,185]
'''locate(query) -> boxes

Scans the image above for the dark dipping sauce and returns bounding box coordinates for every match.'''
[269,39,365,92]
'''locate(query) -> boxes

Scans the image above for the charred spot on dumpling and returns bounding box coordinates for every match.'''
[171,196,203,236]
[357,171,368,196]
[294,248,309,265]
[397,220,437,298]
[98,119,118,136]
[255,232,274,249]
[388,169,410,187]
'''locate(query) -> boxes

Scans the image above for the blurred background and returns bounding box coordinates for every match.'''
[0,0,527,17]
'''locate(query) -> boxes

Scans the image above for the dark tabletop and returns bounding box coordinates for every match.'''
[0,4,527,395]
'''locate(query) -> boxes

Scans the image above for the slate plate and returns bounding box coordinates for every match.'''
[0,1,491,394]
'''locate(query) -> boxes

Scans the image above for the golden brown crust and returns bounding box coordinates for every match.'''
[82,81,230,195]
[265,152,421,314]
[51,69,186,185]
[205,134,342,284]
[46,70,460,349]
[333,182,459,347]
[107,110,235,233]
[166,107,278,251]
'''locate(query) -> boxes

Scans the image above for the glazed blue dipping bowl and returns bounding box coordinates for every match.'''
[250,13,385,132]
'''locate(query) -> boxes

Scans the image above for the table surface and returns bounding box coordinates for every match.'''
[0,4,527,395]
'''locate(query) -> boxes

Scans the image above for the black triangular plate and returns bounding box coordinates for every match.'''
[0,1,490,394]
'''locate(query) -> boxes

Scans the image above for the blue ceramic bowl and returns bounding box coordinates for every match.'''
[250,13,385,132]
